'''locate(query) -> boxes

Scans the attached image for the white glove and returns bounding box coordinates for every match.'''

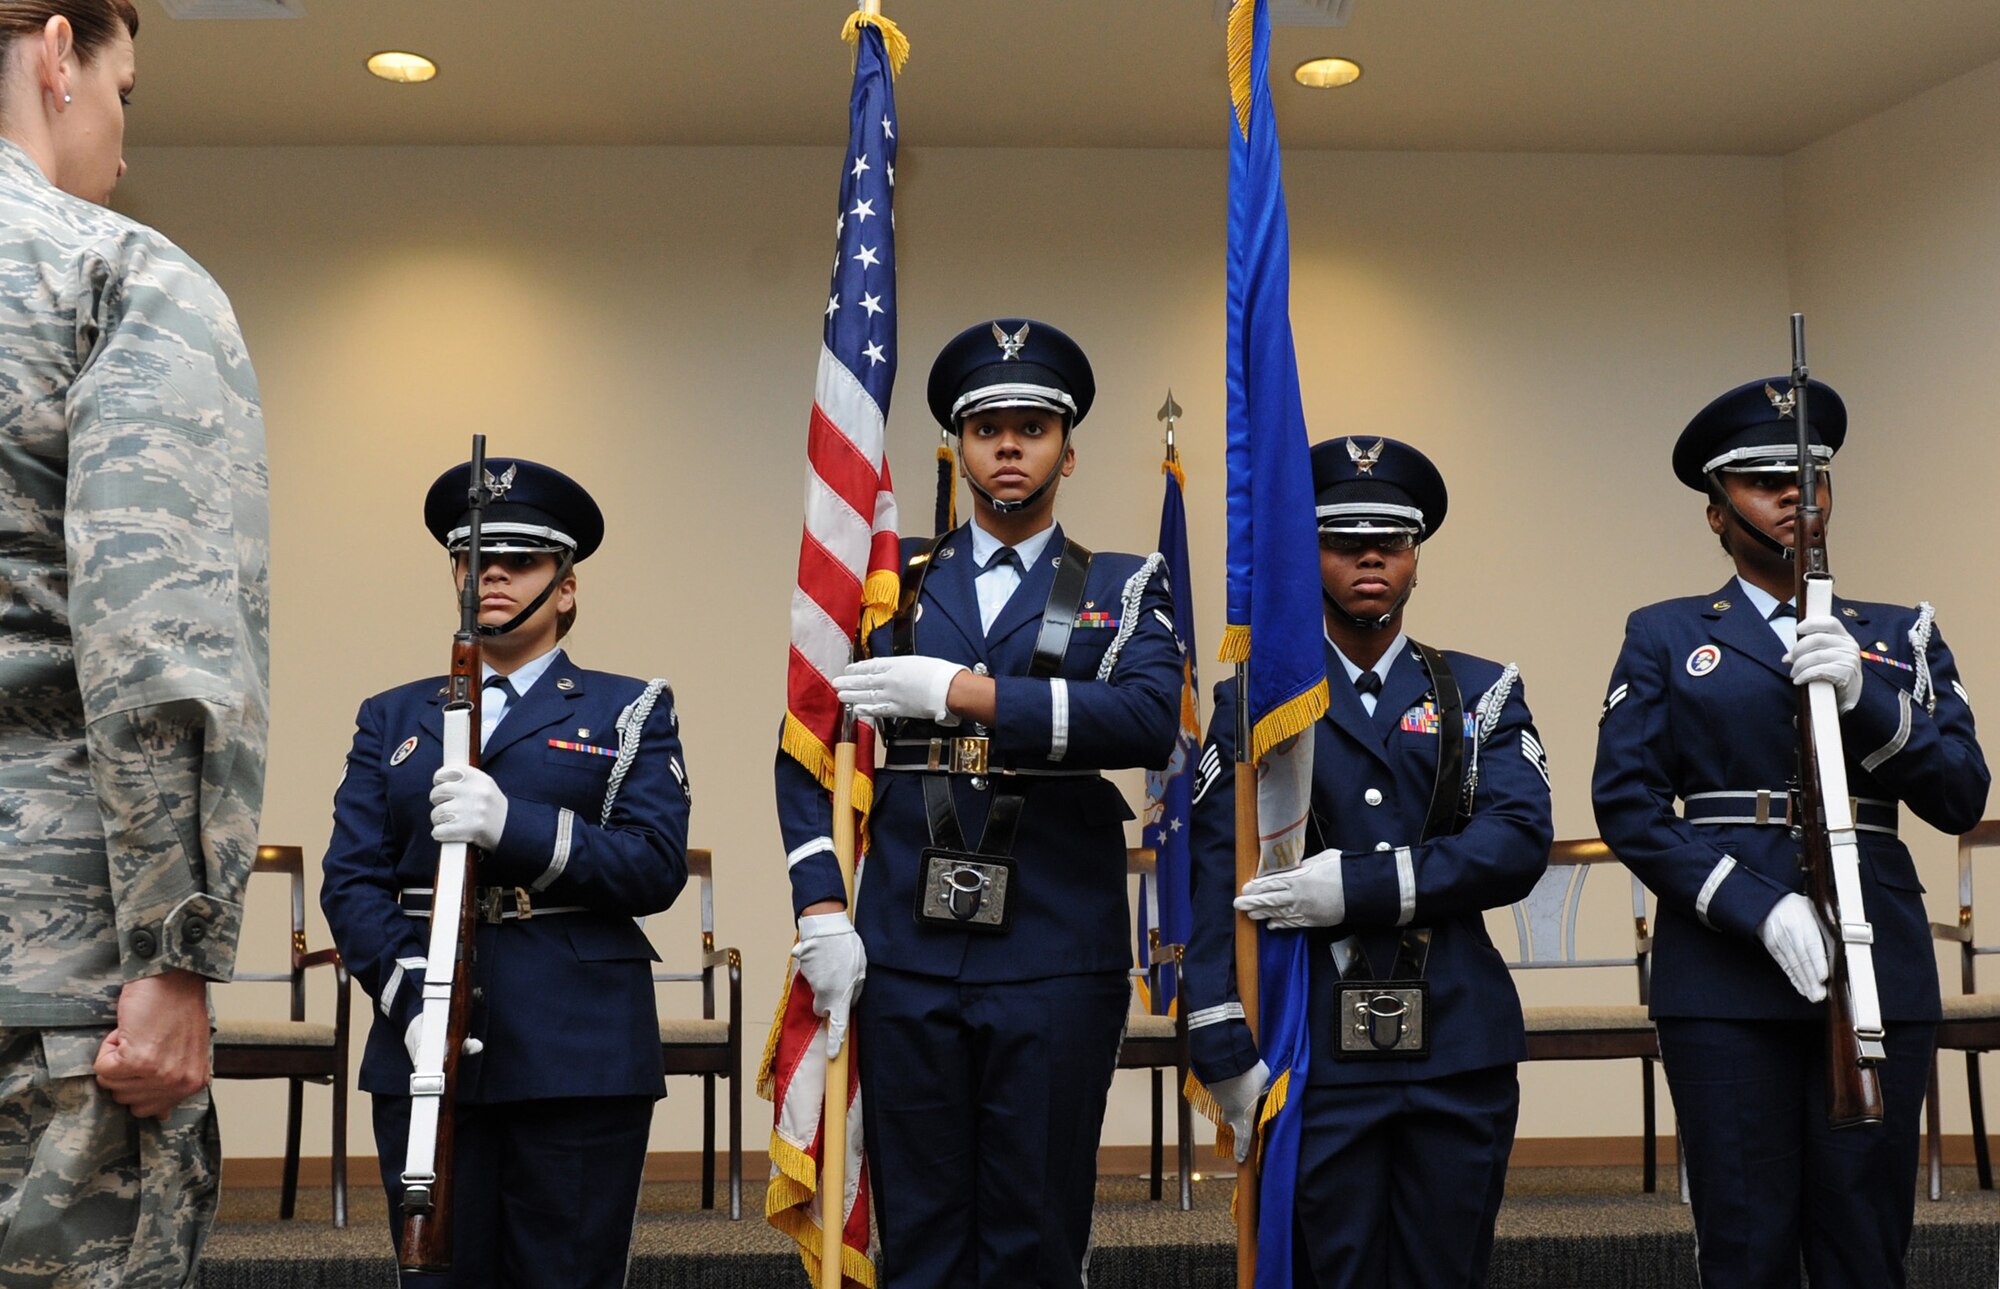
[833,656,968,723]
[793,913,867,1058]
[430,766,509,852]
[1787,615,1864,714]
[1233,848,1346,929]
[1210,1059,1270,1164]
[402,1013,483,1067]
[1758,892,1830,1003]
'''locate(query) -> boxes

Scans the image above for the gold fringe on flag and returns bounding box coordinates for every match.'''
[780,712,879,819]
[1217,622,1251,665]
[1227,0,1255,139]
[842,9,910,78]
[1163,455,1187,492]
[1249,682,1328,764]
[858,567,901,645]
[765,1132,881,1288]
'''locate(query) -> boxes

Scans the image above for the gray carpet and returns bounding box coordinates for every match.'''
[198,1167,2000,1287]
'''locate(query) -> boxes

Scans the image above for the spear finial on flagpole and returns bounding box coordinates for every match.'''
[1158,390,1184,464]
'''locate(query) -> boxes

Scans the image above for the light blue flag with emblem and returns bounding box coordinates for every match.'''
[1139,451,1199,1015]
[1219,1,1330,1281]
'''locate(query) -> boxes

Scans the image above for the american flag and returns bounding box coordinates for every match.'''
[763,15,904,1288]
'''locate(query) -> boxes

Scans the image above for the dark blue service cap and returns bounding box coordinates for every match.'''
[1309,436,1449,541]
[926,318,1095,433]
[424,458,604,561]
[1673,377,1846,492]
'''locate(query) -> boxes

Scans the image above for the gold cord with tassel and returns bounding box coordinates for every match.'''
[842,9,910,77]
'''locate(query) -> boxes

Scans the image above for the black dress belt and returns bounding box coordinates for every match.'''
[398,887,589,923]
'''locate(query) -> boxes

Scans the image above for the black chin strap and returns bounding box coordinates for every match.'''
[1709,471,1794,561]
[462,550,575,638]
[1324,551,1420,631]
[960,427,1072,517]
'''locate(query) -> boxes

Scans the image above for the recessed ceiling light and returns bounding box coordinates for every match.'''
[1293,57,1362,89]
[367,51,437,84]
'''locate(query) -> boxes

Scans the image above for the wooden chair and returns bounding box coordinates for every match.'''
[1505,837,1669,1193]
[1118,847,1194,1210]
[212,844,351,1227]
[1923,819,2000,1200]
[655,847,744,1218]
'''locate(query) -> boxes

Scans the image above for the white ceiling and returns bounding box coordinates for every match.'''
[124,0,2000,154]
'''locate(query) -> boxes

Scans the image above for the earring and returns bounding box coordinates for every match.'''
[62,94,71,104]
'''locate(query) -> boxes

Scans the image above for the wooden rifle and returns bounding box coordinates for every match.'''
[1785,315,1886,1128]
[398,434,493,1271]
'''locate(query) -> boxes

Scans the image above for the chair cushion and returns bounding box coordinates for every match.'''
[1941,992,2000,1022]
[659,1017,731,1046]
[214,1019,338,1049]
[1522,1004,1654,1033]
[1125,1014,1177,1041]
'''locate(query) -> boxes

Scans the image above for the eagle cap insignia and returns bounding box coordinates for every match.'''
[1346,438,1387,476]
[482,463,518,499]
[991,321,1030,361]
[1764,383,1795,418]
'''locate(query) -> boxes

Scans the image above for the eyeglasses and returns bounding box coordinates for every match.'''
[1319,531,1418,554]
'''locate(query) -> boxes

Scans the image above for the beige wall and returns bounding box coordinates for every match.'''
[1785,54,2000,1136]
[106,96,1987,1171]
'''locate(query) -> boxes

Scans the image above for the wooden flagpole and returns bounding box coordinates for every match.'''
[1233,663,1260,1287]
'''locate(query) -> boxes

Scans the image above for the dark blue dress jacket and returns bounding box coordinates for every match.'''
[1184,642,1553,1088]
[321,651,691,1102]
[776,522,1182,983]
[1592,583,1987,1021]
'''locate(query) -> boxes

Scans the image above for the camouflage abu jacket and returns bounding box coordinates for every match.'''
[0,139,269,1027]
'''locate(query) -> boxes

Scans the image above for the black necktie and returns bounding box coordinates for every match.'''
[983,547,1021,574]
[1354,671,1383,698]
[484,674,518,702]
[1769,602,1797,622]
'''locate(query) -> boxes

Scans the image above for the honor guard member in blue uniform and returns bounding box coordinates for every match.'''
[775,319,1184,1287]
[1182,437,1553,1289]
[321,459,691,1287]
[1592,381,1988,1288]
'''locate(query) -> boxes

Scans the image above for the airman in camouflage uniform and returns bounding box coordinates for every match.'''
[0,19,270,1280]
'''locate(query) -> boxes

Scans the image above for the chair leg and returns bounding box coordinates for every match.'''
[332,1065,349,1230]
[1968,1051,1993,1190]
[1926,1053,1944,1201]
[1176,1062,1194,1212]
[1641,1057,1657,1195]
[701,1073,717,1211]
[728,1070,743,1222]
[280,1077,303,1221]
[1149,1068,1164,1203]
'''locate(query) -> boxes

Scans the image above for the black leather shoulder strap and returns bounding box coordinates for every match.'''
[1410,641,1467,842]
[1028,539,1093,678]
[891,536,944,658]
